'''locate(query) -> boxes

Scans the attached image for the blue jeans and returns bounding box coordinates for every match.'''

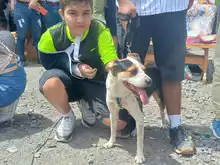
[41,3,62,29]
[0,61,26,107]
[14,2,41,61]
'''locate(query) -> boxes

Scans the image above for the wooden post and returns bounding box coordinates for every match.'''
[202,48,209,84]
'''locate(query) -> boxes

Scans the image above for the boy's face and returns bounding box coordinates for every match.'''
[59,2,92,36]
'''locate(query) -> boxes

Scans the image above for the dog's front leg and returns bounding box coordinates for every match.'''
[126,100,146,164]
[103,95,119,148]
[134,115,145,164]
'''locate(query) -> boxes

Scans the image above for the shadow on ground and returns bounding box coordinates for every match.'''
[0,113,53,142]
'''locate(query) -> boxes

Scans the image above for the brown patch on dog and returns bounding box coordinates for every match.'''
[118,63,138,78]
[127,53,146,70]
[108,59,138,77]
[119,71,135,78]
[127,53,141,62]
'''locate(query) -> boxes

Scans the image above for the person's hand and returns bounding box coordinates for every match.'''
[28,0,38,9]
[10,0,15,11]
[78,64,97,79]
[118,0,136,17]
[118,0,136,30]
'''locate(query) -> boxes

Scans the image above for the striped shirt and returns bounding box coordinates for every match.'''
[131,0,189,16]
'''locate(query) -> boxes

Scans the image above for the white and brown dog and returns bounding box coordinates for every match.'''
[104,53,167,164]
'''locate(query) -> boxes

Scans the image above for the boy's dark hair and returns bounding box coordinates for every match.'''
[60,0,93,11]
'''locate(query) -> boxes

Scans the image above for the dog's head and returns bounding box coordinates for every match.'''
[107,53,152,104]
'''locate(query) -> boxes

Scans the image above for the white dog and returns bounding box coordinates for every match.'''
[104,53,166,164]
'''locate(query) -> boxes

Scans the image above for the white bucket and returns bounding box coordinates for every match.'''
[0,99,19,124]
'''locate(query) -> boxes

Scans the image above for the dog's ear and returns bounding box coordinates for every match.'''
[127,53,142,63]
[106,60,122,76]
[127,53,146,70]
[110,60,123,76]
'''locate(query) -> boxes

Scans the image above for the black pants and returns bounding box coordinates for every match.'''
[128,10,187,81]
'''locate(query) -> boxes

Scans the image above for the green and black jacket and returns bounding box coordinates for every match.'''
[38,19,118,83]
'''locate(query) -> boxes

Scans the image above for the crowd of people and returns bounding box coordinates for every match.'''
[1,0,220,160]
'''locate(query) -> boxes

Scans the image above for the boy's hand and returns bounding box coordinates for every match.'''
[78,64,97,79]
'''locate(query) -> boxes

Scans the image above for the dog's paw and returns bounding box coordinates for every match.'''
[135,154,146,164]
[103,141,114,148]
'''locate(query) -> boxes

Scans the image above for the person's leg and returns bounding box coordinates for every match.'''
[0,67,26,108]
[212,26,220,139]
[39,69,82,142]
[13,2,29,62]
[4,3,10,29]
[152,10,196,155]
[29,9,41,62]
[128,16,152,62]
[42,3,62,29]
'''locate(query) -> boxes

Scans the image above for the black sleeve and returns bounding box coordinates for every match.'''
[105,0,117,36]
[39,51,83,79]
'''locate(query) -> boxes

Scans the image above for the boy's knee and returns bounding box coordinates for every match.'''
[40,77,63,94]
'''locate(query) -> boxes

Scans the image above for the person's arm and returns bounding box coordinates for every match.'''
[97,26,119,71]
[38,30,84,78]
[10,0,15,11]
[188,0,195,9]
[105,0,117,36]
[105,0,118,48]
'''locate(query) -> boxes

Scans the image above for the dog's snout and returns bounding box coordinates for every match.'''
[145,79,152,86]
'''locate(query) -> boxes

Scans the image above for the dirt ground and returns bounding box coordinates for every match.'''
[0,64,220,165]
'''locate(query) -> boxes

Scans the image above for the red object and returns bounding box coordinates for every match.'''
[186,31,216,44]
[36,4,48,16]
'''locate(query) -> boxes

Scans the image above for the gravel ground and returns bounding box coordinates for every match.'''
[0,64,219,165]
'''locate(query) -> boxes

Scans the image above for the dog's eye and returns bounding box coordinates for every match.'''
[130,69,138,75]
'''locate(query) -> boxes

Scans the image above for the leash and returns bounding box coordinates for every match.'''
[117,12,140,58]
[116,12,139,107]
[118,12,132,58]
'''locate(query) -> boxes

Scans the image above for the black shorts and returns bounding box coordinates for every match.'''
[129,10,187,81]
[39,69,131,122]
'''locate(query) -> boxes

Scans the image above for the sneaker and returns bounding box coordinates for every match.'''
[55,113,76,142]
[169,126,196,155]
[211,119,220,139]
[77,99,96,127]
